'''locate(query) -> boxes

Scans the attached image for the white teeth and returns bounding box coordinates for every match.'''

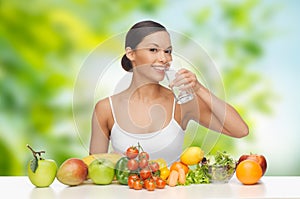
[153,66,165,71]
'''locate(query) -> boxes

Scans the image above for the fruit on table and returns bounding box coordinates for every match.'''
[144,178,156,191]
[170,161,189,174]
[88,158,115,185]
[127,158,139,171]
[115,157,130,185]
[56,158,88,186]
[159,167,170,180]
[122,143,167,191]
[82,153,122,166]
[26,144,57,187]
[236,159,262,185]
[148,161,160,173]
[126,146,139,159]
[128,174,139,188]
[155,177,167,189]
[180,146,204,165]
[154,158,167,169]
[238,153,267,175]
[138,151,150,160]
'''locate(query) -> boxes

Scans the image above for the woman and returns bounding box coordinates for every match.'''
[89,20,248,164]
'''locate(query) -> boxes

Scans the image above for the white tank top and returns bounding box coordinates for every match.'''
[109,97,185,166]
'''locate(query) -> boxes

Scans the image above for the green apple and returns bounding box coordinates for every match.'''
[27,144,57,187]
[88,158,115,185]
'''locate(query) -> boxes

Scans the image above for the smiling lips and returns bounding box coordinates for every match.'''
[152,65,167,72]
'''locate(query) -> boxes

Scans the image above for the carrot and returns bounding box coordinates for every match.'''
[167,170,179,187]
[178,168,186,185]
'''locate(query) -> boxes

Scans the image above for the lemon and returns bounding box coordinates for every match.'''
[180,146,204,165]
[154,158,167,169]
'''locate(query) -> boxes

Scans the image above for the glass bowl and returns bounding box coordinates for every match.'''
[208,164,236,183]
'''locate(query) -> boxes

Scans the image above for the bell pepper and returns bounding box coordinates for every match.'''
[115,157,130,185]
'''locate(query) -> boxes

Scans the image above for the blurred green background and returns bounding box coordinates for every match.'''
[1,0,299,176]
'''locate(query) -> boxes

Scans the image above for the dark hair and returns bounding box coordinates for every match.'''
[121,20,167,72]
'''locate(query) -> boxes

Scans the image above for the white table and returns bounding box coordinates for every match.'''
[1,176,299,198]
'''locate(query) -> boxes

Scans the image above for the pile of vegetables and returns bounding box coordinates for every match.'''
[184,151,236,185]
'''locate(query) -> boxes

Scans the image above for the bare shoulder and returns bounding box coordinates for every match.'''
[94,97,113,122]
[93,97,114,130]
[94,97,110,112]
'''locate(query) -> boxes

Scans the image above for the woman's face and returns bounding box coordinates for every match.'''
[130,31,172,82]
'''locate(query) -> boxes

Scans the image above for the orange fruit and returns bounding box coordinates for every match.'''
[170,161,189,174]
[236,159,263,185]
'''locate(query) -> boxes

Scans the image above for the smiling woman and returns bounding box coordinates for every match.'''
[89,20,249,165]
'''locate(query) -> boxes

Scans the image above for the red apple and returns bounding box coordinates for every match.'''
[238,153,267,175]
[56,158,88,186]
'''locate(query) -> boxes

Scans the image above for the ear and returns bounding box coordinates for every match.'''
[125,47,135,62]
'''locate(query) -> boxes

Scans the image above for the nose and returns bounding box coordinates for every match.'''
[158,50,168,63]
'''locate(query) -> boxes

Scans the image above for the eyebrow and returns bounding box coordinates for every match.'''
[147,43,172,49]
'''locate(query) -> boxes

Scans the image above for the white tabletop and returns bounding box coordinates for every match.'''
[1,176,299,198]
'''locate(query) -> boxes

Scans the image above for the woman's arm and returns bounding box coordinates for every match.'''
[175,69,249,138]
[194,85,249,138]
[89,99,111,154]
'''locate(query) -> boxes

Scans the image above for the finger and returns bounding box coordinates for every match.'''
[173,73,194,87]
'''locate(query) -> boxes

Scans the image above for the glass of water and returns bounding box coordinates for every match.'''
[165,68,194,104]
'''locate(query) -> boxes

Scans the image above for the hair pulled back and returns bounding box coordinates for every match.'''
[121,20,167,72]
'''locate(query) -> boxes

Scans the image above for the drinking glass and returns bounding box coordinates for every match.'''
[165,68,194,104]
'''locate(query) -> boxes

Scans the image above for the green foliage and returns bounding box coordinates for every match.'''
[0,0,163,175]
[183,0,277,154]
[0,0,278,175]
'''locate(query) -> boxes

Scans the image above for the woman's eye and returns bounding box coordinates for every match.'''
[149,48,158,52]
[164,49,172,54]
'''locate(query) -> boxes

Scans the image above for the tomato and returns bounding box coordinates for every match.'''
[149,161,160,173]
[138,158,148,169]
[133,179,143,190]
[127,159,139,171]
[143,178,154,188]
[128,178,135,189]
[155,177,166,189]
[128,174,139,189]
[138,152,149,160]
[126,146,139,159]
[140,168,151,180]
[145,180,156,191]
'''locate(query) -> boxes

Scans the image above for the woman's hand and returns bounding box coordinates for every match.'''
[173,68,249,138]
[172,68,202,92]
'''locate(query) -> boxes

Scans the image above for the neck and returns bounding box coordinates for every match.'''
[127,81,162,101]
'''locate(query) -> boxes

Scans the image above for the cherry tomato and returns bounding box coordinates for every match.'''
[155,177,166,189]
[126,146,139,159]
[143,178,153,188]
[128,174,139,189]
[149,161,160,173]
[127,159,139,171]
[145,180,156,191]
[138,151,149,160]
[133,179,143,190]
[139,158,149,169]
[140,168,151,180]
